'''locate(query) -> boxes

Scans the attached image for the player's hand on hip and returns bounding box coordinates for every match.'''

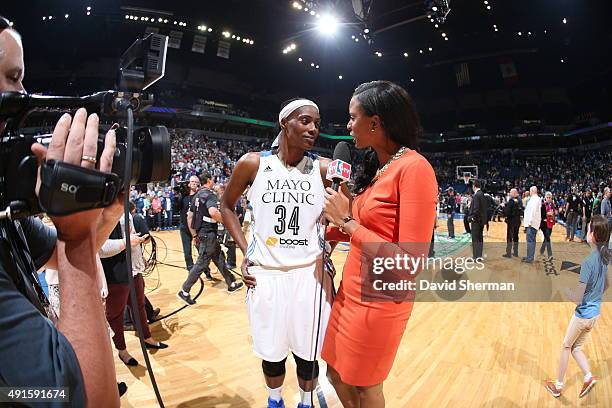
[241,257,256,288]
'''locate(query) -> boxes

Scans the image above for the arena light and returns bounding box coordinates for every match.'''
[86,12,91,16]
[64,14,69,19]
[86,6,91,11]
[316,65,320,69]
[403,52,409,57]
[419,49,424,54]
[222,31,231,38]
[49,15,53,20]
[562,17,567,24]
[411,78,415,82]
[375,51,383,57]
[518,31,522,36]
[237,36,241,40]
[292,1,300,8]
[208,28,213,32]
[317,14,339,35]
[125,14,130,19]
[311,62,315,67]
[298,57,303,62]
[560,59,565,63]
[363,28,369,34]
[428,47,433,51]
[338,75,343,79]
[486,5,491,10]
[42,16,46,21]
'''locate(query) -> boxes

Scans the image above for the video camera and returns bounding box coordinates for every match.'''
[0,33,171,219]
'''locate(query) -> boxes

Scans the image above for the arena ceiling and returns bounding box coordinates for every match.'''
[2,1,611,118]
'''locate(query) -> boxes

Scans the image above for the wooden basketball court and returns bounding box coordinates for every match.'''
[117,219,611,407]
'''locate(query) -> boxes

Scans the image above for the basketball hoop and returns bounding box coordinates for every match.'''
[463,174,471,185]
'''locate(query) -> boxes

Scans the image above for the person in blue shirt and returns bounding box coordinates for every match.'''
[545,215,610,399]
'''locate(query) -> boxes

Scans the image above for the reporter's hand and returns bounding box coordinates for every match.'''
[31,108,117,242]
[241,257,256,288]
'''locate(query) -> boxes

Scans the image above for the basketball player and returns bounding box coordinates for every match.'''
[220,98,348,408]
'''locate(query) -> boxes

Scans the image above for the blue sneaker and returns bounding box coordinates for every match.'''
[267,397,285,408]
[297,404,312,408]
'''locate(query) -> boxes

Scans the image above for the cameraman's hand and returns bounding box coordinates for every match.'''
[31,108,118,242]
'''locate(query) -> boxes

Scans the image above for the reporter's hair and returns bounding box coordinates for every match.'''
[351,81,421,194]
[129,201,136,212]
[589,215,610,265]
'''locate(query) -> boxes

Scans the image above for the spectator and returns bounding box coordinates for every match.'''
[523,186,542,263]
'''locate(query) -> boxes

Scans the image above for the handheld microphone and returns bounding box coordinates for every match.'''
[326,142,352,191]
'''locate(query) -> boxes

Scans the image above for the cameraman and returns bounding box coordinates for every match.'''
[177,172,243,305]
[0,20,120,406]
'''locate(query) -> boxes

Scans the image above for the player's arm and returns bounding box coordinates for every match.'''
[220,152,260,255]
[605,270,610,293]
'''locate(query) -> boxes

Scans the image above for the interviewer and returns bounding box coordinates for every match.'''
[322,81,438,407]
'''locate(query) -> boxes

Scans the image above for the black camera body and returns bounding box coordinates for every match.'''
[0,34,171,219]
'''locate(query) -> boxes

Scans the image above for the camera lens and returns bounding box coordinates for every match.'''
[140,125,171,184]
[100,125,171,188]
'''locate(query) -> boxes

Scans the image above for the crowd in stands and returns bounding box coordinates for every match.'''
[140,130,610,230]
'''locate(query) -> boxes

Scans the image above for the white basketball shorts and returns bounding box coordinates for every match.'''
[246,261,333,362]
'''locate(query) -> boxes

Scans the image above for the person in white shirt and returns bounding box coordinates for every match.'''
[523,185,542,263]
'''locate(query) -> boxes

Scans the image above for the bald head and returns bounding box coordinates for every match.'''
[0,28,24,92]
[510,188,518,198]
[188,175,200,194]
[530,186,538,196]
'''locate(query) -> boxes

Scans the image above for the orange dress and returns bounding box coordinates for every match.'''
[321,149,438,386]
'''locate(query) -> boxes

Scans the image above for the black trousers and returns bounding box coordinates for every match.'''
[463,215,471,234]
[179,226,194,270]
[470,222,484,258]
[447,213,455,238]
[505,221,520,256]
[182,231,236,292]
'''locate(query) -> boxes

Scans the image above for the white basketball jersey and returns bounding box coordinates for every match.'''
[246,151,325,269]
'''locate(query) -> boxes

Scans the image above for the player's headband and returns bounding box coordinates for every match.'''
[273,99,319,148]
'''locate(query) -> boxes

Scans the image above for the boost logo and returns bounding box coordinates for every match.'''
[266,236,279,246]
